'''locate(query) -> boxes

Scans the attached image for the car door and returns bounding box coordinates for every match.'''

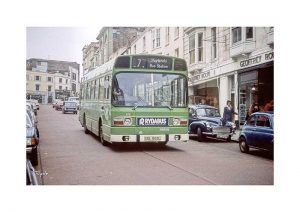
[255,115,274,150]
[244,115,257,146]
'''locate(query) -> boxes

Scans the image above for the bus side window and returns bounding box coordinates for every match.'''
[104,76,110,100]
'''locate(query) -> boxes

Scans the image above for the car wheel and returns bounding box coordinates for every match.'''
[83,115,89,134]
[99,121,108,146]
[227,135,231,142]
[197,127,205,142]
[30,148,38,166]
[239,137,249,153]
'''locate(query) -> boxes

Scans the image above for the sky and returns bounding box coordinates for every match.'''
[26,27,100,68]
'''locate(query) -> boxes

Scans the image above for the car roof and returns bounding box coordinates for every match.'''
[251,111,274,117]
[188,104,218,110]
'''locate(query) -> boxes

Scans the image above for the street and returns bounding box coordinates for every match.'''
[35,104,273,185]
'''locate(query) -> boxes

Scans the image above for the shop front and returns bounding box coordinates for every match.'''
[189,78,219,108]
[238,56,274,125]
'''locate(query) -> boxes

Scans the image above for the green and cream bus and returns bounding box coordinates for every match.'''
[79,54,188,146]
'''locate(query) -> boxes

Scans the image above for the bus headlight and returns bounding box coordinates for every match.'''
[173,118,188,126]
[124,118,132,126]
[173,118,180,126]
[113,117,132,126]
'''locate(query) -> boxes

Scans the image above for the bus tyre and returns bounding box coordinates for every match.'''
[83,116,89,134]
[99,122,108,146]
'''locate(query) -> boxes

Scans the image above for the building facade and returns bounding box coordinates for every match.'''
[82,27,274,126]
[184,27,274,126]
[26,59,80,103]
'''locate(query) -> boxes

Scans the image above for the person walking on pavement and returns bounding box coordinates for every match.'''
[222,100,237,126]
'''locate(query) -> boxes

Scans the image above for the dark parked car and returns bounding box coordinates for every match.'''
[26,113,39,166]
[62,101,77,114]
[239,112,274,154]
[55,100,64,110]
[26,159,38,185]
[188,105,236,142]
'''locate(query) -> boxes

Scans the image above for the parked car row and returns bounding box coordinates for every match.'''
[26,100,40,185]
[188,104,274,156]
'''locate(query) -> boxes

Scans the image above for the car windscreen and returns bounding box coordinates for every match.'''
[26,114,33,128]
[196,108,221,117]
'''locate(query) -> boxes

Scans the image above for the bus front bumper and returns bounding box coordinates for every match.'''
[110,134,188,143]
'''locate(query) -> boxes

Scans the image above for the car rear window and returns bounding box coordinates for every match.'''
[65,102,76,107]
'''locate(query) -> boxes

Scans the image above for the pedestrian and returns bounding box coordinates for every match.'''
[246,103,259,120]
[263,99,274,112]
[222,100,237,125]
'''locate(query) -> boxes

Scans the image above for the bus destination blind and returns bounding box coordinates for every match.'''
[132,56,172,70]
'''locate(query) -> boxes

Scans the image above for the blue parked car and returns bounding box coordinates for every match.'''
[239,112,274,154]
[188,105,236,142]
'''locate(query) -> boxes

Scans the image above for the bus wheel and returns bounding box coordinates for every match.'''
[99,121,108,146]
[83,115,89,134]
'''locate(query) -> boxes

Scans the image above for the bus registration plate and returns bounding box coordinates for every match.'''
[141,135,165,142]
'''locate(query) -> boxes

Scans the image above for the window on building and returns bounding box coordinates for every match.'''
[59,86,62,90]
[59,78,62,83]
[26,74,29,81]
[143,36,146,51]
[189,35,195,64]
[198,33,203,61]
[134,45,136,54]
[152,30,155,49]
[175,27,179,39]
[166,27,170,44]
[48,85,52,92]
[232,27,242,44]
[35,84,40,91]
[65,86,68,90]
[72,73,76,81]
[35,76,41,81]
[246,27,253,39]
[66,79,68,84]
[156,28,160,47]
[47,77,52,82]
[211,27,217,59]
[175,48,179,57]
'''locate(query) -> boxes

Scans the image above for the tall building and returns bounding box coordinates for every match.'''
[26,59,80,103]
[82,42,100,76]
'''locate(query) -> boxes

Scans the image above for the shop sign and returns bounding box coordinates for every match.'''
[191,70,212,82]
[240,52,274,68]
